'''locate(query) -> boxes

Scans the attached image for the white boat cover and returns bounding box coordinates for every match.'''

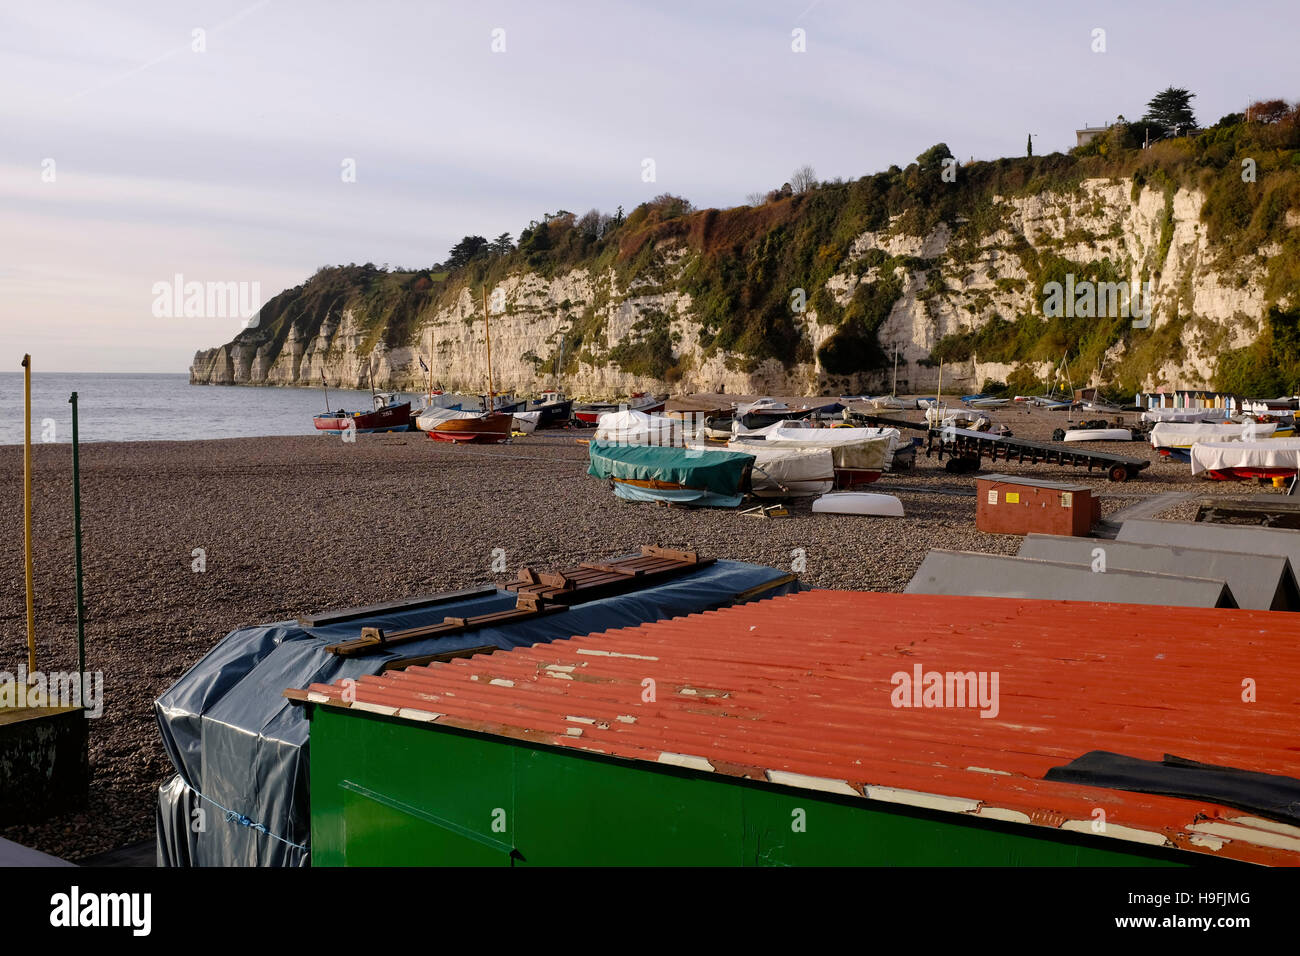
[762,422,900,470]
[689,443,833,497]
[1140,408,1229,423]
[594,409,689,446]
[1190,438,1300,476]
[512,411,540,433]
[1150,421,1276,449]
[1063,428,1132,442]
[733,424,896,473]
[415,406,480,430]
[811,492,905,516]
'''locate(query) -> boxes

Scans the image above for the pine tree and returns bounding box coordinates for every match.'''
[1143,87,1197,137]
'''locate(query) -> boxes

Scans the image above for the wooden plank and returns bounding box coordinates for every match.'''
[327,605,568,657]
[297,586,499,628]
[379,645,498,672]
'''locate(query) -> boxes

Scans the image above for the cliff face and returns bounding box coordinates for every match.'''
[191,176,1292,399]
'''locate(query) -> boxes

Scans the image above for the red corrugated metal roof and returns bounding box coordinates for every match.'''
[293,591,1300,865]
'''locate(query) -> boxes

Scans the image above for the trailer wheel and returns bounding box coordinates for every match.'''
[1052,428,1066,442]
[1108,464,1130,482]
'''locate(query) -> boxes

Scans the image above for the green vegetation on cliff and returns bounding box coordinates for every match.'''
[221,95,1300,393]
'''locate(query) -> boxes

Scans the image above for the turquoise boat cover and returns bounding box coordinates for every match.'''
[588,441,754,501]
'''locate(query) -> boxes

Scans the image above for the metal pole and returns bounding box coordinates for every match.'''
[69,392,85,682]
[22,354,35,674]
[483,287,496,411]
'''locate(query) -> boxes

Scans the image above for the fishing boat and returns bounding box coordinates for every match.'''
[425,288,513,444]
[573,392,665,425]
[529,390,574,427]
[313,395,413,435]
[587,441,755,507]
[1190,438,1300,483]
[1150,421,1280,461]
[312,369,413,435]
[422,407,514,443]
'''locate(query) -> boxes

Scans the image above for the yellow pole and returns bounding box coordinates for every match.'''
[21,354,35,674]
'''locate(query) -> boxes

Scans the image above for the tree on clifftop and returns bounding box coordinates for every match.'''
[1144,87,1197,136]
[446,235,489,269]
[916,142,954,171]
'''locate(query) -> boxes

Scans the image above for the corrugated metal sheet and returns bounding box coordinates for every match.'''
[293,591,1300,865]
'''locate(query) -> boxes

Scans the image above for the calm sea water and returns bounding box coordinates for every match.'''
[0,372,441,445]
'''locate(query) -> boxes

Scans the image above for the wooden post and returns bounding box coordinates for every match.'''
[21,354,35,674]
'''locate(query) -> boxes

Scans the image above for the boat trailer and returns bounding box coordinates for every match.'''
[926,426,1149,482]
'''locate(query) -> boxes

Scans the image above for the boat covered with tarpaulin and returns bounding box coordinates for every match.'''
[587,441,754,507]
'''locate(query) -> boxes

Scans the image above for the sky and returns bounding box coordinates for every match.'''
[2,0,1296,372]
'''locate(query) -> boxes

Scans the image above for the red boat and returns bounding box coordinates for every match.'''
[574,393,665,425]
[313,400,412,435]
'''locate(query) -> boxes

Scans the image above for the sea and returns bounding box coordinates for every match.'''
[0,372,450,445]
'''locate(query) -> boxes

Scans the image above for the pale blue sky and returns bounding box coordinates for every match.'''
[2,0,1294,371]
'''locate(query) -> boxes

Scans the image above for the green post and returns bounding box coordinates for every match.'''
[68,392,85,684]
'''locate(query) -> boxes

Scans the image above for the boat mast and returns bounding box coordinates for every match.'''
[891,344,899,397]
[321,370,330,412]
[483,286,496,412]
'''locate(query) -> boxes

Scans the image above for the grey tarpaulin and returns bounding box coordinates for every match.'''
[154,558,798,866]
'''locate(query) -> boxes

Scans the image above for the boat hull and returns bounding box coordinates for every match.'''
[313,402,413,435]
[426,413,514,444]
[533,399,574,427]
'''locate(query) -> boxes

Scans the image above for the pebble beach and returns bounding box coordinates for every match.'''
[0,404,1269,860]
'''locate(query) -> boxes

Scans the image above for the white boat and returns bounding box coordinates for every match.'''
[1150,421,1279,452]
[415,406,481,431]
[691,443,833,497]
[1063,428,1132,442]
[1190,438,1300,479]
[746,420,902,471]
[512,410,541,434]
[967,397,1009,408]
[1140,408,1229,424]
[811,492,905,516]
[593,409,690,446]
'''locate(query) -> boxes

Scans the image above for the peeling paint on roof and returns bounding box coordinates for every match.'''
[291,590,1300,866]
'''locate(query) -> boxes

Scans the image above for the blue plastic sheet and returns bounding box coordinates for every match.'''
[154,558,798,866]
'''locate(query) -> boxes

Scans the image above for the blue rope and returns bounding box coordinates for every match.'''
[192,787,307,851]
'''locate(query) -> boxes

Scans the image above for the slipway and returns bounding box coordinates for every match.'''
[926,426,1149,481]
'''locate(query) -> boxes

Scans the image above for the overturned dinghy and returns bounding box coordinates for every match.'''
[587,441,755,507]
[811,492,904,516]
[1063,428,1132,442]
